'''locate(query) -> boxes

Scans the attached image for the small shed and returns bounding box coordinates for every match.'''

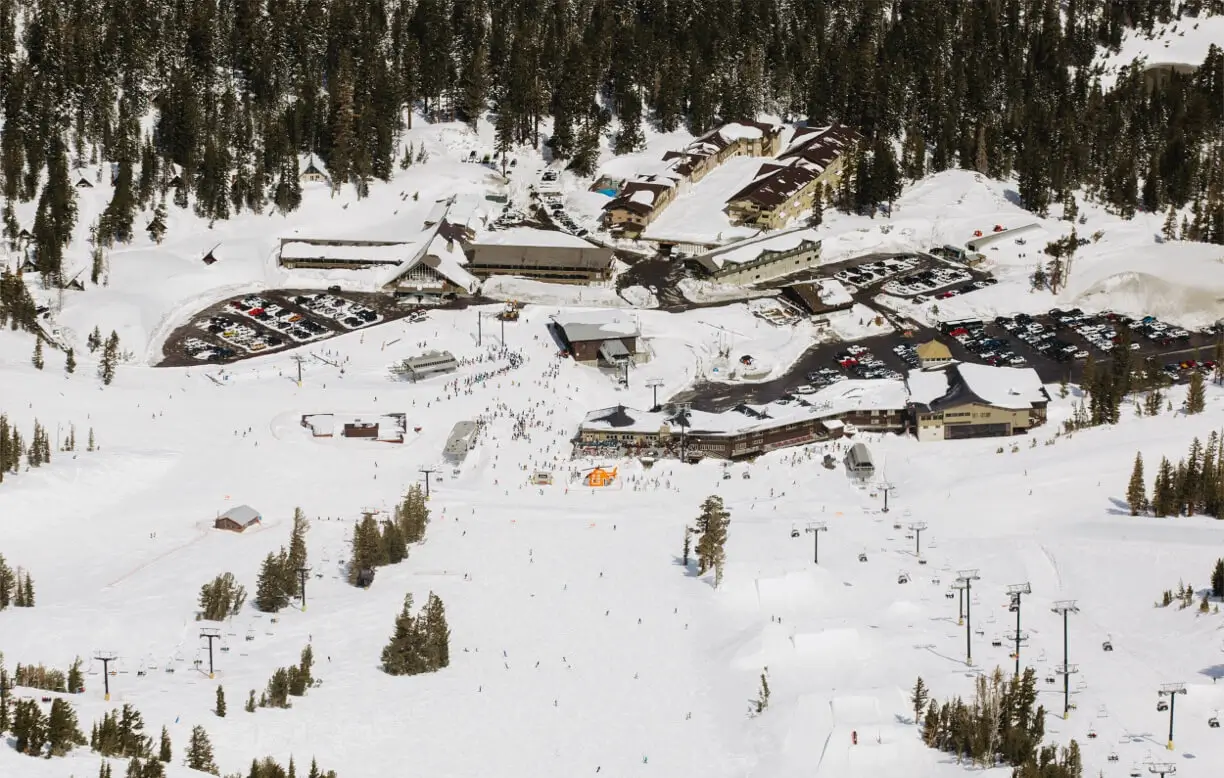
[214,504,262,532]
[916,340,953,370]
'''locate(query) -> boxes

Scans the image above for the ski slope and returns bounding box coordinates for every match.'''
[3,296,1224,778]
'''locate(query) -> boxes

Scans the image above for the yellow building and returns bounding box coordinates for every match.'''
[916,340,953,370]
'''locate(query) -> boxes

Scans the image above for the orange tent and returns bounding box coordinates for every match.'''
[585,466,618,487]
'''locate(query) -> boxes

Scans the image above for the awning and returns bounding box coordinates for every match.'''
[599,339,630,363]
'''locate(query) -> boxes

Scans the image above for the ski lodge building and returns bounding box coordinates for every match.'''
[603,121,784,236]
[467,227,614,284]
[725,123,860,230]
[908,363,1050,442]
[694,227,823,285]
[574,379,909,461]
[574,363,1051,460]
[552,312,645,367]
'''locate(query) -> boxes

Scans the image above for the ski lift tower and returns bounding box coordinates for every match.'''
[1051,600,1080,718]
[956,570,981,665]
[93,651,118,701]
[1148,764,1176,778]
[645,378,664,412]
[1006,582,1032,677]
[199,628,221,679]
[951,578,969,625]
[1158,683,1187,751]
[880,481,894,513]
[805,522,828,565]
[908,522,927,558]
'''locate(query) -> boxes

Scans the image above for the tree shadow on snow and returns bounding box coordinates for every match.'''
[1105,497,1133,515]
[1198,664,1224,682]
[672,555,701,578]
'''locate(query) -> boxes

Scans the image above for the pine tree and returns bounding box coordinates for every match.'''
[753,670,770,714]
[1162,205,1179,241]
[214,686,226,717]
[348,514,385,585]
[682,527,692,567]
[255,552,291,612]
[158,726,171,762]
[32,338,43,369]
[65,347,75,374]
[87,427,95,452]
[99,331,119,385]
[67,657,83,693]
[381,594,425,676]
[1126,453,1147,515]
[20,570,34,606]
[46,697,86,755]
[694,495,730,580]
[185,725,218,775]
[1152,457,1175,517]
[1186,370,1206,415]
[421,591,450,670]
[0,554,13,609]
[87,326,102,353]
[245,690,256,713]
[1212,559,1224,599]
[912,677,929,725]
[146,204,167,244]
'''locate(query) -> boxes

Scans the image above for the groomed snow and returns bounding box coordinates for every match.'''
[641,156,768,246]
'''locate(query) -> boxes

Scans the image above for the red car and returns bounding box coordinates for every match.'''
[249,307,265,316]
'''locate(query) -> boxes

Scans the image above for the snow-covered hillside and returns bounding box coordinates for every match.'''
[3,297,1224,778]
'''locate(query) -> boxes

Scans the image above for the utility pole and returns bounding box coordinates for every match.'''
[908,522,927,559]
[94,652,118,701]
[952,578,968,626]
[1051,600,1080,719]
[1006,583,1031,678]
[419,468,437,499]
[645,379,664,411]
[297,566,311,611]
[1158,683,1187,751]
[880,482,894,513]
[199,629,221,679]
[956,569,980,665]
[805,522,828,564]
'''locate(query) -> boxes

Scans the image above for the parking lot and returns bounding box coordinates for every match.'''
[672,306,1222,413]
[159,290,435,367]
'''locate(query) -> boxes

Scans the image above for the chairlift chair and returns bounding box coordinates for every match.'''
[742,471,750,479]
[1102,634,1113,651]
[1157,700,1169,712]
[1045,675,1056,684]
[791,524,800,538]
[991,636,1003,647]
[1129,767,1141,778]
[1107,752,1119,762]
[918,557,928,565]
[945,589,956,599]
[858,552,868,562]
[1209,709,1220,728]
[893,522,902,529]
[897,572,910,584]
[1087,728,1097,739]
[245,629,256,642]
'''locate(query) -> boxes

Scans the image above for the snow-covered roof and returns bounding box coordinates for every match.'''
[717,122,766,142]
[955,363,1049,409]
[816,279,852,307]
[906,369,950,406]
[474,227,597,250]
[697,227,821,270]
[579,378,908,440]
[281,241,412,266]
[629,189,656,206]
[219,504,260,524]
[554,312,640,342]
[378,223,479,293]
[299,153,330,180]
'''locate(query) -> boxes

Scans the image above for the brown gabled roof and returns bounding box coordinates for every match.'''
[779,122,861,163]
[727,163,820,209]
[602,179,674,214]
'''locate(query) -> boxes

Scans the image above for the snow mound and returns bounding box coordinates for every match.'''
[754,569,835,610]
[792,628,864,661]
[480,276,626,307]
[619,285,660,308]
[830,694,884,726]
[1072,270,1224,327]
